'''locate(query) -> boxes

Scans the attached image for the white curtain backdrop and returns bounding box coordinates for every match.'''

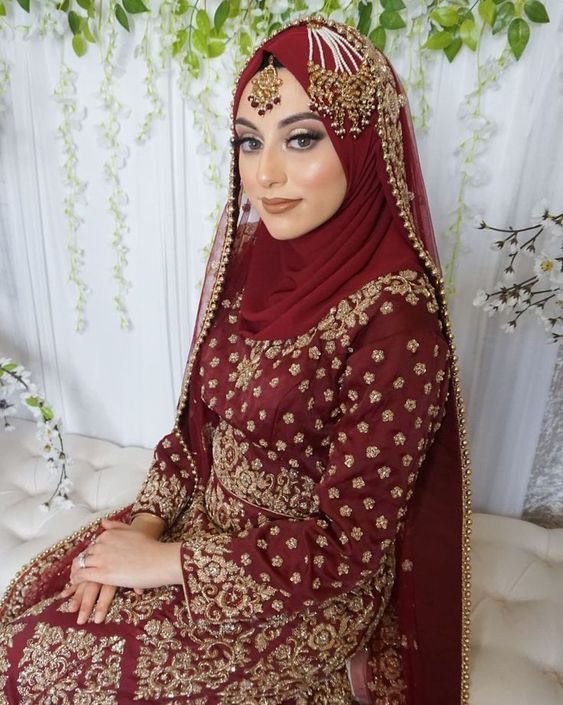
[1,6,561,519]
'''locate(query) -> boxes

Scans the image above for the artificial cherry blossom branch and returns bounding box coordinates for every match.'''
[0,358,73,511]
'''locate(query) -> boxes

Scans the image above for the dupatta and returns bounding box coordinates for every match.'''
[173,15,472,705]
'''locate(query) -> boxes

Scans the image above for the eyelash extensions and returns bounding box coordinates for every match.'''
[231,129,324,152]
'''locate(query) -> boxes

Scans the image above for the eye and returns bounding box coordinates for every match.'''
[287,130,323,150]
[232,136,262,153]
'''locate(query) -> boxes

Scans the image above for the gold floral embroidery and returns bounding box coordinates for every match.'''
[317,270,436,342]
[17,623,124,704]
[131,461,193,526]
[182,537,284,622]
[0,622,25,695]
[211,420,319,519]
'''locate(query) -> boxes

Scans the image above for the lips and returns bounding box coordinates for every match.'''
[262,198,301,214]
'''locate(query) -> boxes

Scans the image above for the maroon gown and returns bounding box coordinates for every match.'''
[0,231,450,703]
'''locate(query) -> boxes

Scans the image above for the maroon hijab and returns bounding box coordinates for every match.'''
[232,23,422,340]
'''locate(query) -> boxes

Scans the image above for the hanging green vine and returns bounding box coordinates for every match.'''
[0,0,552,328]
[2,1,550,63]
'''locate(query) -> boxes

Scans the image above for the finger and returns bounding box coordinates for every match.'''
[101,519,127,530]
[67,581,87,612]
[77,582,101,625]
[133,588,145,595]
[59,582,77,599]
[93,584,117,623]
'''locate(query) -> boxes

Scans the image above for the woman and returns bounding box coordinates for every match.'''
[0,15,471,705]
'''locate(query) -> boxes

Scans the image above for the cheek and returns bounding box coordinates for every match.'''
[296,153,346,199]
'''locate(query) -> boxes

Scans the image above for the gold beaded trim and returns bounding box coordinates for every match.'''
[247,54,283,116]
[171,16,471,705]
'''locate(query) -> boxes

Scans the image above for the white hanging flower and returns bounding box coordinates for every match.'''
[534,252,558,278]
[501,321,517,334]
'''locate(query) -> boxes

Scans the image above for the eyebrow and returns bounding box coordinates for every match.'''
[234,112,323,130]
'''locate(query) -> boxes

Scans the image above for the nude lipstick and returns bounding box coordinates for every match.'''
[262,198,301,214]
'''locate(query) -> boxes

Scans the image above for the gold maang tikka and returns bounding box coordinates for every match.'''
[247,54,283,115]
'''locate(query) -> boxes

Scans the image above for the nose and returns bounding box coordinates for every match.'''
[256,143,286,189]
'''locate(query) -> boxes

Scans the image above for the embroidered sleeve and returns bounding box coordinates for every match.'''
[180,292,451,623]
[130,431,197,527]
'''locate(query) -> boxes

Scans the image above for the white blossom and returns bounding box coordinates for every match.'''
[472,290,488,307]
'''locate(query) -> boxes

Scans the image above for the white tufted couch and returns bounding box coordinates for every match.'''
[1,418,562,704]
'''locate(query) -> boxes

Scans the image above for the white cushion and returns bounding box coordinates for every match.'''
[1,419,563,704]
[0,418,150,592]
[469,513,563,704]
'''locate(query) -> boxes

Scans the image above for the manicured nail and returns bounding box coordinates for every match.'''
[94,612,103,624]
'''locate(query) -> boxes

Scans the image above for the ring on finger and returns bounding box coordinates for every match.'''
[78,551,87,570]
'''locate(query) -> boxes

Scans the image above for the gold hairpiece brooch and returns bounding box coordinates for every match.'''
[306,22,387,138]
[247,54,283,115]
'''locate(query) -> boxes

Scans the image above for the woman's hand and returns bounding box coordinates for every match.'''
[61,514,170,625]
[69,519,182,592]
[59,581,118,625]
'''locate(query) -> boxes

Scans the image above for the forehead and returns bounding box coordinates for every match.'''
[236,67,312,120]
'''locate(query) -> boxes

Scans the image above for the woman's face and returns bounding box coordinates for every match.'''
[234,66,347,241]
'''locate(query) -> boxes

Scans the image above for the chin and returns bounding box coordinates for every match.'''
[260,215,311,241]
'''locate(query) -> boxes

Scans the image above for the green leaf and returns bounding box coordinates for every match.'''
[229,0,241,17]
[381,0,405,9]
[0,3,5,17]
[444,36,462,61]
[174,0,190,13]
[524,1,549,23]
[123,0,149,12]
[184,50,200,74]
[25,396,40,407]
[16,0,30,12]
[214,0,230,31]
[369,25,386,51]
[172,28,187,56]
[380,10,406,30]
[238,31,252,54]
[196,9,211,33]
[192,28,208,55]
[358,2,373,35]
[76,0,91,9]
[115,4,130,31]
[430,7,459,27]
[41,407,54,422]
[478,0,497,26]
[492,1,514,34]
[83,20,96,43]
[208,40,226,58]
[508,17,529,59]
[68,11,83,35]
[424,29,453,49]
[72,33,88,56]
[460,18,478,50]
